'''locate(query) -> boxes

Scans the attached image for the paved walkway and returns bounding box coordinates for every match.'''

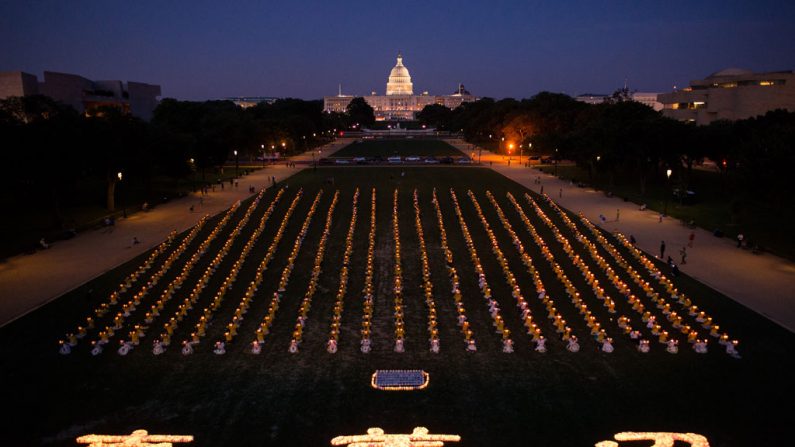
[449,139,795,332]
[0,139,353,327]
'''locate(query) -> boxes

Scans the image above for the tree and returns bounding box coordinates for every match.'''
[346,97,375,127]
[417,104,452,129]
[501,112,534,148]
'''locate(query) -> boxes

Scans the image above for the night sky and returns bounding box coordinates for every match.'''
[2,0,794,101]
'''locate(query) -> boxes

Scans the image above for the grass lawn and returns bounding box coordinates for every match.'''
[330,139,464,158]
[0,166,791,446]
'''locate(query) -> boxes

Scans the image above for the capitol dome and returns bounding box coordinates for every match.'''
[386,52,414,95]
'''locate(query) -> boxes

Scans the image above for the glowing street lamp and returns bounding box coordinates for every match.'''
[664,168,673,215]
[233,150,239,177]
[554,148,559,176]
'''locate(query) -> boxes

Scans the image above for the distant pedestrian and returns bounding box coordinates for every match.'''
[658,213,663,223]
[736,233,744,248]
[680,246,687,264]
[189,205,194,212]
[132,237,140,245]
[688,232,695,248]
[615,209,620,222]
[540,185,544,195]
[629,235,636,246]
[660,240,666,259]
[599,214,607,224]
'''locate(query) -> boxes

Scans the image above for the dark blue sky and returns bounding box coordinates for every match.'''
[2,0,794,101]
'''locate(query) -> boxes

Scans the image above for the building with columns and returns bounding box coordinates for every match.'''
[323,52,478,120]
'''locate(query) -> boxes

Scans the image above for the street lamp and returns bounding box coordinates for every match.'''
[188,159,196,191]
[664,168,673,215]
[117,171,126,218]
[260,144,265,167]
[554,148,559,176]
[508,142,514,166]
[233,150,239,177]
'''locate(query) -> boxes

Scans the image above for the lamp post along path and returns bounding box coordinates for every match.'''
[664,168,672,215]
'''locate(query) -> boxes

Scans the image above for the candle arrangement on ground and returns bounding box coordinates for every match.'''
[360,188,377,353]
[450,188,514,352]
[84,201,242,355]
[207,189,303,352]
[484,191,567,353]
[60,222,204,354]
[505,192,612,351]
[246,190,323,353]
[146,190,274,353]
[57,178,744,359]
[432,188,476,351]
[138,198,256,353]
[392,189,406,352]
[171,189,283,354]
[288,190,339,353]
[370,369,430,391]
[467,190,542,352]
[413,189,440,352]
[326,188,359,353]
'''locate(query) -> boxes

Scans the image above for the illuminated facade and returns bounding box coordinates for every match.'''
[323,53,477,120]
[658,68,795,125]
[0,70,161,121]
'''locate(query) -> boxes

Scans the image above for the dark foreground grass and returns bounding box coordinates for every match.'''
[0,167,792,447]
[330,139,464,158]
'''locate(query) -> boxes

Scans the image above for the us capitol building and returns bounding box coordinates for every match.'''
[323,52,478,120]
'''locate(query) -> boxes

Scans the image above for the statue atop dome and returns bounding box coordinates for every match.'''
[386,51,414,96]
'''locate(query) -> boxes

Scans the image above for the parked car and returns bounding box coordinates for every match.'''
[335,159,351,164]
[456,157,473,164]
[387,156,402,164]
[353,157,367,165]
[528,155,541,164]
[540,156,554,164]
[440,157,454,164]
[405,156,421,162]
[424,156,440,164]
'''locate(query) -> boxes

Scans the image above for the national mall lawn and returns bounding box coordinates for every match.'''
[1,165,792,446]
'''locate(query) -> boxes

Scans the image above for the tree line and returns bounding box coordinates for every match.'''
[0,95,362,252]
[419,93,795,213]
